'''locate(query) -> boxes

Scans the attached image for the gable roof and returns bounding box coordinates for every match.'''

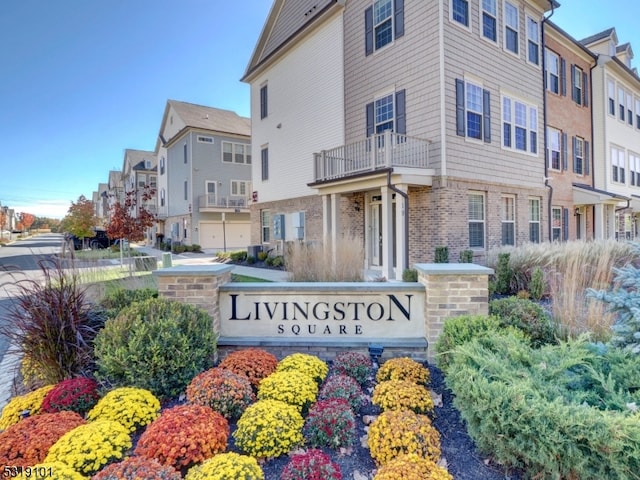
[242,0,342,82]
[580,27,617,47]
[123,149,156,174]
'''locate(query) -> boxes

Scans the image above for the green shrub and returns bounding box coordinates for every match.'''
[94,298,217,398]
[173,244,187,254]
[230,250,247,262]
[459,250,474,263]
[435,314,503,372]
[190,244,202,253]
[489,297,556,347]
[265,256,274,266]
[445,334,640,479]
[493,253,512,295]
[528,266,545,300]
[98,287,158,320]
[402,268,418,282]
[257,251,268,261]
[434,246,449,263]
[246,255,256,265]
[271,256,284,268]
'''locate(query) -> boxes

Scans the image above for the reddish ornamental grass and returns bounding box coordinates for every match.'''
[134,404,229,470]
[41,377,99,415]
[0,411,86,467]
[218,348,278,389]
[92,455,182,480]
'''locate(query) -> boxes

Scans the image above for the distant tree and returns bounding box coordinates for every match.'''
[32,216,60,231]
[0,209,7,232]
[63,195,98,249]
[18,212,36,232]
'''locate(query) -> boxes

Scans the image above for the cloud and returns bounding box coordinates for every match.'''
[9,199,71,219]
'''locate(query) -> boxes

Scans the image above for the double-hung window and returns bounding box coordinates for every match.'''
[630,152,640,186]
[636,98,640,128]
[529,198,540,243]
[456,79,491,142]
[261,210,271,243]
[501,195,515,246]
[231,180,249,197]
[503,95,537,154]
[468,193,485,249]
[572,66,583,105]
[526,16,539,65]
[573,137,584,175]
[366,89,406,137]
[260,84,268,119]
[481,0,497,41]
[608,80,616,116]
[545,50,559,94]
[452,0,469,27]
[504,2,519,55]
[627,93,634,126]
[547,128,561,170]
[183,143,188,164]
[611,146,626,184]
[375,94,394,133]
[365,0,404,55]
[261,147,269,181]
[619,87,626,121]
[552,207,562,241]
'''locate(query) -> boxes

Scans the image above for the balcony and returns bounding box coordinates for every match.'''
[198,195,250,212]
[313,131,431,183]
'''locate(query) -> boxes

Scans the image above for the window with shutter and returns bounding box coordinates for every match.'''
[365,0,404,55]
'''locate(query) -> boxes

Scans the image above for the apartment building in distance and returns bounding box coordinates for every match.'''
[543,21,598,241]
[583,28,640,240]
[155,100,252,250]
[243,0,554,278]
[121,149,157,243]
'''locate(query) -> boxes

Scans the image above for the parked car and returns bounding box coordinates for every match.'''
[66,229,113,250]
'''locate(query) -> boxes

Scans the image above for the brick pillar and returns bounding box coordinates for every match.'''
[415,263,494,361]
[153,265,233,334]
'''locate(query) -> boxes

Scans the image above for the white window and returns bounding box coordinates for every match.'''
[374,0,394,49]
[501,195,515,246]
[466,82,483,140]
[481,0,497,41]
[526,15,539,65]
[552,206,562,241]
[452,0,469,27]
[197,136,213,143]
[160,188,165,207]
[149,175,157,188]
[222,142,251,164]
[546,50,559,94]
[529,198,540,243]
[261,209,271,243]
[375,94,394,133]
[547,128,561,170]
[468,192,485,249]
[574,137,584,175]
[619,87,626,121]
[572,66,583,105]
[504,1,519,55]
[231,180,249,196]
[503,95,537,154]
[611,146,626,184]
[636,98,640,128]
[608,80,616,116]
[630,152,640,186]
[627,93,634,126]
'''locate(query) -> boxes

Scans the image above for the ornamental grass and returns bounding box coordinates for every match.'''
[134,404,229,470]
[41,377,99,415]
[303,398,357,449]
[184,452,264,480]
[257,370,318,413]
[44,420,131,476]
[186,367,255,420]
[87,387,160,433]
[91,456,181,480]
[367,410,442,466]
[0,411,86,467]
[218,348,278,389]
[233,399,304,459]
[0,384,54,430]
[275,353,329,384]
[373,453,453,480]
[332,351,373,385]
[14,462,87,479]
[376,357,430,385]
[318,373,367,413]
[372,380,434,414]
[280,449,342,480]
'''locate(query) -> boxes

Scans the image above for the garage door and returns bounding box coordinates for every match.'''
[199,222,250,250]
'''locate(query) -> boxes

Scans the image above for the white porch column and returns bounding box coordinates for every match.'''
[395,184,408,281]
[594,204,605,239]
[330,193,341,264]
[381,186,394,280]
[322,194,331,240]
[607,205,616,239]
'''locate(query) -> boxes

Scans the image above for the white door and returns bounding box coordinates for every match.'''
[370,201,382,266]
[205,181,217,207]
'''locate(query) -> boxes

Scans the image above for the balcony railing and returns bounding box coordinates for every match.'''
[313,131,431,183]
[198,195,250,209]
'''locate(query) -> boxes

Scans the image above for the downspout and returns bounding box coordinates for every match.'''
[542,1,555,241]
[588,59,598,238]
[386,169,409,273]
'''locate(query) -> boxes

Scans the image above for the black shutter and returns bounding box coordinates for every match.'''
[365,7,373,56]
[571,64,577,102]
[562,132,568,171]
[585,140,590,176]
[572,136,577,172]
[366,102,374,137]
[483,89,491,143]
[583,72,589,107]
[560,58,566,96]
[395,89,406,134]
[456,79,465,136]
[394,0,404,39]
[562,208,569,241]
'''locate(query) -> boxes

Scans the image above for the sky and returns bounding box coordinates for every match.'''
[0,0,639,220]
